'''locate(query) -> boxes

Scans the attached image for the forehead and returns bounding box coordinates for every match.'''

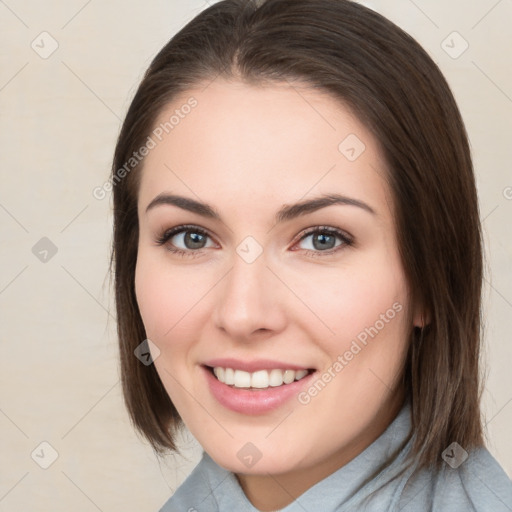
[138,79,392,219]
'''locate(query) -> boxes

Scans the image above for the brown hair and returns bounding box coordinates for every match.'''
[112,0,484,471]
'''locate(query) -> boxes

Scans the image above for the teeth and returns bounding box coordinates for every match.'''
[213,367,224,381]
[283,369,295,384]
[225,367,235,385]
[269,368,284,387]
[212,367,310,389]
[251,370,268,389]
[234,369,251,388]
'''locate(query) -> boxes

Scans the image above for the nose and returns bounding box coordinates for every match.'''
[212,251,287,342]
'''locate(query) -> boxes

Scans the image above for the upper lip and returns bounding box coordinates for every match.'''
[203,358,313,373]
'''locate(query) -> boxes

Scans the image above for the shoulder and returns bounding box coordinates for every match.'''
[157,452,221,512]
[157,452,250,512]
[398,446,512,512]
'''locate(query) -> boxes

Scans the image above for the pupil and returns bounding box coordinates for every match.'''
[313,233,335,250]
[185,232,206,249]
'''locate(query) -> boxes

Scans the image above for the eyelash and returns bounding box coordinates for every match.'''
[154,224,353,258]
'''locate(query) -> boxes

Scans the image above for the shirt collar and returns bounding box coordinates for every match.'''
[199,396,414,511]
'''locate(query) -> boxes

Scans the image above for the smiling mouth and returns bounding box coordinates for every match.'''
[206,366,314,390]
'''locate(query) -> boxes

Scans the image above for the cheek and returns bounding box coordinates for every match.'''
[135,258,166,339]
[134,250,214,351]
[134,251,184,344]
[302,257,410,395]
[294,252,408,344]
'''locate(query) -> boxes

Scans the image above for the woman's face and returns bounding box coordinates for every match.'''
[135,80,419,483]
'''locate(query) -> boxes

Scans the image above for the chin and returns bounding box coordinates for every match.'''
[202,438,311,477]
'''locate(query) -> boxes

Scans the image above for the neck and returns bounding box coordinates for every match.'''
[235,390,405,511]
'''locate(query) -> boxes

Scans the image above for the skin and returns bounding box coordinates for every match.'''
[134,79,424,511]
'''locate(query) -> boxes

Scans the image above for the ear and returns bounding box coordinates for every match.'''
[412,302,430,328]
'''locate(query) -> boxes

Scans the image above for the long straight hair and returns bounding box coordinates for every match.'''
[112,0,484,471]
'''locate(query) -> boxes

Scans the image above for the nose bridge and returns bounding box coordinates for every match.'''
[213,249,285,339]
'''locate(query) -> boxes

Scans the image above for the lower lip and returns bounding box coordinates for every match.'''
[202,366,315,415]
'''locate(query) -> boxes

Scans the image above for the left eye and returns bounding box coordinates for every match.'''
[296,228,350,252]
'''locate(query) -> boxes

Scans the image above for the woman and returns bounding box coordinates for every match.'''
[111,0,512,510]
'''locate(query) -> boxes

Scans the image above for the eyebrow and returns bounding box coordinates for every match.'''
[145,192,376,222]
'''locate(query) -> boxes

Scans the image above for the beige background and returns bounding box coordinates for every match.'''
[0,0,510,510]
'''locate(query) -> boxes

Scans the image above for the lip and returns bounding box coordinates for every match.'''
[203,358,311,373]
[202,364,315,415]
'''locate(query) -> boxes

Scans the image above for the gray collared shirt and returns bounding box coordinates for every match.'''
[159,399,512,511]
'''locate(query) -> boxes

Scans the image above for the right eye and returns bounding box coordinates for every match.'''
[155,225,217,256]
